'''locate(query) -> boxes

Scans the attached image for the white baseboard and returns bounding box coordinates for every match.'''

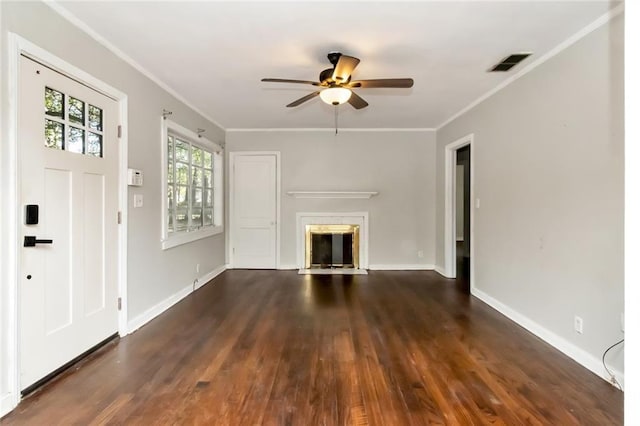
[195,264,227,290]
[471,287,624,390]
[127,264,227,334]
[368,264,435,271]
[278,264,298,270]
[1,393,18,418]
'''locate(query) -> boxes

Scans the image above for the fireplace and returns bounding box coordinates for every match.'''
[305,224,360,269]
[296,212,369,273]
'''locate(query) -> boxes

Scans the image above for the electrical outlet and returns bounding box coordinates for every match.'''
[574,316,583,334]
[417,250,424,258]
[196,263,200,273]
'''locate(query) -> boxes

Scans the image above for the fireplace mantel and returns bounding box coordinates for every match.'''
[287,191,378,199]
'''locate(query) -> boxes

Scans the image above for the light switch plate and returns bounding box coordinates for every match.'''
[133,194,144,208]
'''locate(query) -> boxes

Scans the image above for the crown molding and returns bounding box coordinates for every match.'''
[225,127,437,133]
[45,1,227,131]
[436,3,625,131]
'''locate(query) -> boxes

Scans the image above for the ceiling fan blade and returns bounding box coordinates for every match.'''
[349,78,414,88]
[286,91,321,107]
[262,78,320,86]
[348,91,368,110]
[332,55,360,83]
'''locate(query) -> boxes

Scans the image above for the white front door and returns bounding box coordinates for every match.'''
[231,153,277,268]
[19,56,120,389]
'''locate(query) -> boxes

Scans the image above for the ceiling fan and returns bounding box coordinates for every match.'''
[261,52,414,110]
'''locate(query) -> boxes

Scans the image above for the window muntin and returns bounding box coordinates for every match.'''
[163,122,222,248]
[44,86,104,157]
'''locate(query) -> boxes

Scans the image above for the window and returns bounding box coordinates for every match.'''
[162,120,223,249]
[44,86,103,157]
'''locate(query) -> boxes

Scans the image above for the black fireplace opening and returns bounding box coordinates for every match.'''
[310,233,354,268]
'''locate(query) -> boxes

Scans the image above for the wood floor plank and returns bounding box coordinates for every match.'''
[1,270,623,425]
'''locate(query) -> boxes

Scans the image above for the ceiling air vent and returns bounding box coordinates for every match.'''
[489,53,531,72]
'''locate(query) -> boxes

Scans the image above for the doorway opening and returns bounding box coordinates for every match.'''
[455,145,471,292]
[443,133,474,291]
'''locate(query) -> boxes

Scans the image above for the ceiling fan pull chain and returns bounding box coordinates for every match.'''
[335,106,339,135]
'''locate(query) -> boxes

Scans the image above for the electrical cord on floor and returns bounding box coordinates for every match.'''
[602,338,624,390]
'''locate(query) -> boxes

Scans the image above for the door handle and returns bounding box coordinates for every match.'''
[23,236,53,247]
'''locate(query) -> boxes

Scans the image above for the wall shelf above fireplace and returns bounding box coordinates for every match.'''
[287,191,379,199]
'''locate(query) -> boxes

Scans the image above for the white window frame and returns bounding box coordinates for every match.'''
[160,119,223,250]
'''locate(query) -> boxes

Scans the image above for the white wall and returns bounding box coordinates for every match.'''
[226,130,437,268]
[436,14,624,376]
[0,1,226,408]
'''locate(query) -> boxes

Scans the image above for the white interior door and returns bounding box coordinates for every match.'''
[231,153,277,268]
[19,56,119,389]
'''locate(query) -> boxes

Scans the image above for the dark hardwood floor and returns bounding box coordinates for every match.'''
[1,270,622,425]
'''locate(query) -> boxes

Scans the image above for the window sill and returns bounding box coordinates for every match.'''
[161,225,223,250]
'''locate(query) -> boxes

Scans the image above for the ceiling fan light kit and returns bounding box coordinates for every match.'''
[319,87,352,105]
[261,52,414,110]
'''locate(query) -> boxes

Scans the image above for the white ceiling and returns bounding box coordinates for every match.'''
[56,1,618,130]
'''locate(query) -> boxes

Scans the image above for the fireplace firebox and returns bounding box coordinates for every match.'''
[305,224,360,269]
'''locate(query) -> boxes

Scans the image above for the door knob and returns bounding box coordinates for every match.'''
[23,236,53,247]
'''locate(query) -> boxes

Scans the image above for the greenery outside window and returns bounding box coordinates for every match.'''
[161,119,223,249]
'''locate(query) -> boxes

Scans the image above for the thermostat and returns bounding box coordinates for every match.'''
[127,169,143,186]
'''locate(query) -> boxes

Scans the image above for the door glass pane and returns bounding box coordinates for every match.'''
[175,209,188,231]
[204,170,212,189]
[175,162,188,185]
[204,151,212,169]
[69,97,85,125]
[175,139,189,162]
[45,87,64,118]
[167,185,174,210]
[192,147,203,166]
[168,136,174,159]
[68,127,84,154]
[45,119,64,150]
[87,132,102,157]
[88,105,102,131]
[192,167,202,187]
[204,189,213,207]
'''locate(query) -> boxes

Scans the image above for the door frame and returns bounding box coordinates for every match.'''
[2,34,129,413]
[443,133,475,289]
[228,151,281,269]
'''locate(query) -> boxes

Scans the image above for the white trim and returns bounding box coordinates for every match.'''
[437,4,625,130]
[127,264,226,333]
[1,394,15,418]
[127,284,193,334]
[4,34,129,414]
[295,212,369,270]
[194,264,228,291]
[434,266,449,277]
[44,1,225,131]
[277,264,298,270]
[472,287,624,390]
[117,99,129,338]
[226,128,437,133]
[443,134,474,284]
[287,191,378,199]
[228,151,281,269]
[368,264,435,271]
[160,118,224,250]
